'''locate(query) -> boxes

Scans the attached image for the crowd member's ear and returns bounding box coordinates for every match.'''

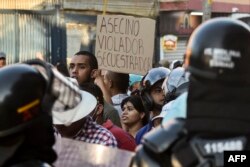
[90,69,98,79]
[140,112,145,120]
[96,104,104,116]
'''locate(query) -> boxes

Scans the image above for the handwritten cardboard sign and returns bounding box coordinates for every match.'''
[95,15,155,75]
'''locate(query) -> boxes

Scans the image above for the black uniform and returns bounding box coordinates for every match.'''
[0,60,81,166]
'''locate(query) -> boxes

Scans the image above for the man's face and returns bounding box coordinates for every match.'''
[0,58,6,68]
[150,81,165,107]
[69,55,92,85]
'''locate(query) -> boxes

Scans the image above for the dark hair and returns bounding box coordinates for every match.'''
[107,71,129,93]
[121,95,149,126]
[80,82,104,105]
[0,52,6,59]
[74,51,98,70]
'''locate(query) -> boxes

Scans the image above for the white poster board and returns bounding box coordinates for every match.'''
[95,15,155,75]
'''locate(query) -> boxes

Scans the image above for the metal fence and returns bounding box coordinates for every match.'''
[0,0,63,65]
[0,10,56,64]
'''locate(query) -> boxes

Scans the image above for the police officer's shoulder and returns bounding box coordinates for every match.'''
[142,118,186,154]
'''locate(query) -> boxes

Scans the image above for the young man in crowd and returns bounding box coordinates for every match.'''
[69,51,121,127]
[94,70,130,130]
[135,67,170,144]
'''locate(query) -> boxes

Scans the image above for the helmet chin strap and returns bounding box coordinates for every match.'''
[153,103,164,113]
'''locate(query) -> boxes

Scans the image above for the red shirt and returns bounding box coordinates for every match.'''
[103,120,136,152]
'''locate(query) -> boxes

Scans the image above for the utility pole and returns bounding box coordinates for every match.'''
[202,0,213,22]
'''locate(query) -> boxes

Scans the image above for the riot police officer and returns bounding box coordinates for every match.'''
[0,60,81,167]
[131,18,250,167]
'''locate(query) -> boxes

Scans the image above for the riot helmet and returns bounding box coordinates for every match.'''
[184,18,250,85]
[162,67,189,102]
[141,67,170,111]
[169,60,183,70]
[185,18,250,133]
[142,67,170,90]
[25,59,82,126]
[0,60,82,137]
[0,64,47,137]
[0,60,84,166]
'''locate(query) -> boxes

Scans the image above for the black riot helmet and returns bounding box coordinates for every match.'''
[0,60,82,137]
[0,64,47,137]
[184,18,250,85]
[185,18,250,134]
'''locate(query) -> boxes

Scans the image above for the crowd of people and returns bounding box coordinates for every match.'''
[0,17,249,167]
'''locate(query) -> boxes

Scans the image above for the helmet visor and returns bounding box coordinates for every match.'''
[27,60,82,126]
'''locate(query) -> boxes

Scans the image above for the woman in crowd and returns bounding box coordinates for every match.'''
[121,95,149,138]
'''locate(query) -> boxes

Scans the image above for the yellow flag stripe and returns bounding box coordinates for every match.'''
[17,99,40,113]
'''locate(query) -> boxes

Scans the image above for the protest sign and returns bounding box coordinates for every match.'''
[95,15,155,75]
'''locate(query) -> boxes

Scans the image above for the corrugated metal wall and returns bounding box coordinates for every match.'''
[0,11,55,64]
[63,0,158,17]
[0,0,57,64]
[19,13,53,62]
[0,13,16,63]
[0,0,58,10]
